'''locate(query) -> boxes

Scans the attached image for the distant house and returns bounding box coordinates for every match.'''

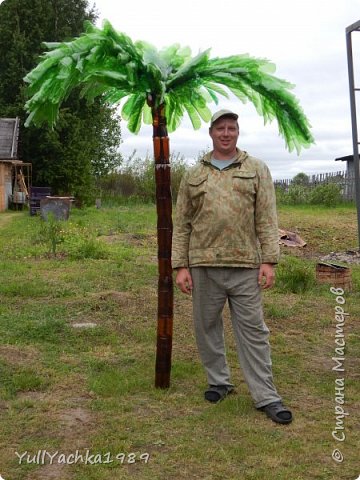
[0,118,31,211]
[335,154,357,200]
[335,154,356,177]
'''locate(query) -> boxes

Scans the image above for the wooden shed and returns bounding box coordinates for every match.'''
[335,154,357,201]
[335,155,355,176]
[0,118,31,211]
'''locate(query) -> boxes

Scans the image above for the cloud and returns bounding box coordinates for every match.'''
[94,0,359,179]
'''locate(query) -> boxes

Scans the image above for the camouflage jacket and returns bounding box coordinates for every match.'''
[171,149,280,269]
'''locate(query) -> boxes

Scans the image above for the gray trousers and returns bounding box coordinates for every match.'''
[191,267,281,408]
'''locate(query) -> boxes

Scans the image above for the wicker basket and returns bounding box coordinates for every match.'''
[316,262,352,290]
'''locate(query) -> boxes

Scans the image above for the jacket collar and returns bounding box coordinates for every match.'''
[201,148,248,169]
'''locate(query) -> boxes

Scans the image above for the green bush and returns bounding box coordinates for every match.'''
[98,151,190,203]
[275,182,343,207]
[275,186,287,205]
[287,184,310,205]
[277,184,310,205]
[309,183,342,207]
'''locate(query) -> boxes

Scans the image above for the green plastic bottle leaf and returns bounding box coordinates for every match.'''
[23,20,314,152]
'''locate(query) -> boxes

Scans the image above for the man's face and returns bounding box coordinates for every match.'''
[209,117,239,156]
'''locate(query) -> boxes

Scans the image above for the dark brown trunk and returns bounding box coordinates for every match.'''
[151,101,173,388]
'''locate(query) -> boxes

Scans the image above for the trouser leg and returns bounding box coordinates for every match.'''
[191,267,233,387]
[226,267,281,408]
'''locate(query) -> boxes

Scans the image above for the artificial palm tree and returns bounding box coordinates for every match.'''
[24,20,314,388]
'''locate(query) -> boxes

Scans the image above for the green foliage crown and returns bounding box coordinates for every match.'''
[24,20,314,153]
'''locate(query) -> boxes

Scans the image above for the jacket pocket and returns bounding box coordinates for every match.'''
[232,171,256,194]
[188,173,208,199]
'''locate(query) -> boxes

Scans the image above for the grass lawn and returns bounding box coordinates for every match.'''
[0,203,359,480]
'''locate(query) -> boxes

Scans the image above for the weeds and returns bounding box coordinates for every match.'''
[66,235,110,260]
[38,213,66,255]
[275,255,316,293]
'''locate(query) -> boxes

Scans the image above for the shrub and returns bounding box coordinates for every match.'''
[275,186,287,205]
[308,183,342,207]
[98,151,190,203]
[284,184,310,205]
[275,184,310,206]
[275,181,343,207]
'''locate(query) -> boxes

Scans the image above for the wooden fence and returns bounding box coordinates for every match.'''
[274,171,356,201]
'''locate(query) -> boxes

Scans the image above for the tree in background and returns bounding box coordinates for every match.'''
[0,0,122,203]
[23,20,314,388]
[292,172,310,186]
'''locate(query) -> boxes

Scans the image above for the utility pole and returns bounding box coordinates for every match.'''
[346,20,360,250]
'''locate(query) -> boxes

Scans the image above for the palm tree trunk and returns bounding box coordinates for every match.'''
[150,101,173,388]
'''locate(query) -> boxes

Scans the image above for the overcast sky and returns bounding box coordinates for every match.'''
[92,0,360,179]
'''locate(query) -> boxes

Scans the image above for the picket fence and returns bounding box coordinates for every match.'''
[273,170,356,200]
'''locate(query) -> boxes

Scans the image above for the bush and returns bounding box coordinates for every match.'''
[308,183,342,207]
[277,184,310,205]
[287,184,311,205]
[275,182,343,207]
[98,151,189,203]
[275,186,287,205]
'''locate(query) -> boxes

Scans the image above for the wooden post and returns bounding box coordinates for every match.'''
[150,99,174,388]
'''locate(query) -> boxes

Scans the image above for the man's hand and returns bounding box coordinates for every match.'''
[258,263,275,289]
[175,267,193,295]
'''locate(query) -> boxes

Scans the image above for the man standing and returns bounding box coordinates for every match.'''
[172,109,292,424]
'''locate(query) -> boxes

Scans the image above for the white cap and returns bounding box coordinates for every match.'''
[210,109,238,126]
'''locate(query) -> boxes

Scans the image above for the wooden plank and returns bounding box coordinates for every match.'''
[4,166,11,182]
[0,185,5,212]
[0,118,19,159]
[0,163,4,211]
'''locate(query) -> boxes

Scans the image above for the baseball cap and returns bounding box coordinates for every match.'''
[210,109,238,127]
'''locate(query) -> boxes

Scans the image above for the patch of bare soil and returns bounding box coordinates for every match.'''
[100,232,155,246]
[17,390,47,402]
[21,377,98,480]
[30,462,71,480]
[56,405,93,443]
[0,344,40,366]
[89,289,134,304]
